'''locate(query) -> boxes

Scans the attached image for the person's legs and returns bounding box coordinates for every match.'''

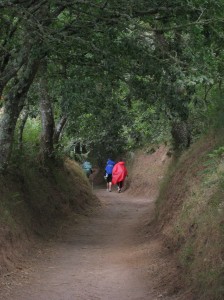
[108,174,112,191]
[108,181,112,191]
[106,175,112,191]
[106,177,109,191]
[118,181,123,192]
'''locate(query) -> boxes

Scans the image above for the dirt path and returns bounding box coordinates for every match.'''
[1,188,173,300]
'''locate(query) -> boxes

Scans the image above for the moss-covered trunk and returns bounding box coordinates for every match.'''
[39,70,55,161]
[0,59,39,170]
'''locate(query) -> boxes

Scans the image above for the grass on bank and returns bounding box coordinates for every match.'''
[156,132,224,300]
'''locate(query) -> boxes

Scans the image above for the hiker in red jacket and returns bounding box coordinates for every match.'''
[112,159,128,193]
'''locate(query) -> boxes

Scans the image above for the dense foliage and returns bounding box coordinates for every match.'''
[0,0,224,167]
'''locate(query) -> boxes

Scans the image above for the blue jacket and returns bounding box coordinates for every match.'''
[105,159,115,175]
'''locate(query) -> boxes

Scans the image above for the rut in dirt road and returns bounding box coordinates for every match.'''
[2,188,156,300]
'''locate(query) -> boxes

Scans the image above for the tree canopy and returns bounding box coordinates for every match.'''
[1,0,224,168]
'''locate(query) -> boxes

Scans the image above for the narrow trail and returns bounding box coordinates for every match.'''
[1,188,165,300]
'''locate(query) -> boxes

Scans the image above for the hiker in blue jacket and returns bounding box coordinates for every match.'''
[104,158,115,192]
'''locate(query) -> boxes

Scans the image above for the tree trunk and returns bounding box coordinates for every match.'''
[53,115,67,144]
[171,121,191,151]
[0,59,39,170]
[39,73,55,162]
[18,107,29,150]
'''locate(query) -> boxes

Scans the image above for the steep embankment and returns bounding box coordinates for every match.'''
[126,139,224,299]
[0,159,99,275]
[156,134,224,300]
[127,145,171,200]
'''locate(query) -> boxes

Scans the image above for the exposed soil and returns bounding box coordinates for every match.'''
[0,186,188,300]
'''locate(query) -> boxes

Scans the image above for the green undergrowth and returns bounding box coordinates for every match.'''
[0,158,98,274]
[156,132,224,300]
